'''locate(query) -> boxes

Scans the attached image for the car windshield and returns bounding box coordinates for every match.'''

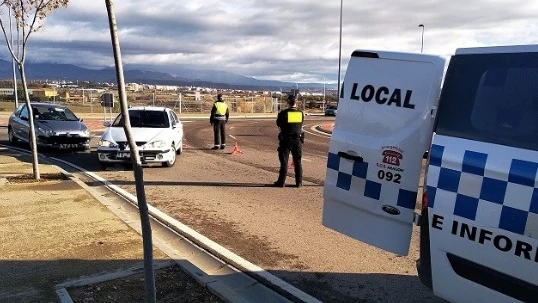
[33,105,79,121]
[112,110,170,128]
[435,51,538,151]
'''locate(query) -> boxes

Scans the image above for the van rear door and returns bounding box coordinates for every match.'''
[323,50,445,255]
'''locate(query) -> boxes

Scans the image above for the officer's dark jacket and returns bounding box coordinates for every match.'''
[276,107,304,137]
[210,101,229,123]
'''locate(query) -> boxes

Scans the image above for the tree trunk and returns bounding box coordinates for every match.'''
[19,63,40,180]
[104,1,156,302]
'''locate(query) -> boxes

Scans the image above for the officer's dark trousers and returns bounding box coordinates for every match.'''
[277,138,302,185]
[213,120,226,147]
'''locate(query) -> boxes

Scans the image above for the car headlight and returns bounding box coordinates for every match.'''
[38,127,54,137]
[145,140,166,149]
[98,139,117,148]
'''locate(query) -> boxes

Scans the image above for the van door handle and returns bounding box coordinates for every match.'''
[338,151,363,162]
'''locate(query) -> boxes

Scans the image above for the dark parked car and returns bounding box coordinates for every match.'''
[325,105,337,116]
[8,102,90,151]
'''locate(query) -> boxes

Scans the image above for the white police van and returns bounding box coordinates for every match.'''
[323,45,538,303]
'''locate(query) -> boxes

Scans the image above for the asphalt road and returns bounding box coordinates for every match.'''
[0,116,445,303]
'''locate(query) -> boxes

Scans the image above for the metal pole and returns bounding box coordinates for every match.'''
[323,76,326,110]
[419,24,425,53]
[337,0,343,105]
[9,9,18,109]
[293,82,299,109]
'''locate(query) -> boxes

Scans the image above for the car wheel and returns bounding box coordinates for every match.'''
[8,127,18,145]
[163,145,176,167]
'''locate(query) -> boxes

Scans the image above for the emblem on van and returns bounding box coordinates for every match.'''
[382,149,403,166]
[382,205,401,215]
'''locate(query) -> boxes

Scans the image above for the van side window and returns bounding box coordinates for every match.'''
[435,52,538,151]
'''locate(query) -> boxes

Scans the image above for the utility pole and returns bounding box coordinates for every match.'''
[419,24,425,53]
[337,0,343,105]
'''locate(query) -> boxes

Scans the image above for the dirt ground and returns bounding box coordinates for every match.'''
[68,265,223,303]
[0,154,223,303]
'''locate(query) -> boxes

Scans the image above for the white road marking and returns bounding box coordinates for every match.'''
[304,125,331,138]
[229,135,237,140]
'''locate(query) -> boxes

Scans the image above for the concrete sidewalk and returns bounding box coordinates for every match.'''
[0,147,172,302]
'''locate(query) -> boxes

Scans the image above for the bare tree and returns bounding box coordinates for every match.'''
[0,0,69,180]
[104,1,156,302]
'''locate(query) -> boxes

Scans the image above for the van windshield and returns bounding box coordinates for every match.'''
[435,52,538,151]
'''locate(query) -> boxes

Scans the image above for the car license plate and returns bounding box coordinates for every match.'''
[117,152,130,158]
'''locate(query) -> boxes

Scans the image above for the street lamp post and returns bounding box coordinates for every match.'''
[418,24,425,53]
[322,76,326,110]
[9,9,18,109]
[293,81,300,109]
[337,0,343,105]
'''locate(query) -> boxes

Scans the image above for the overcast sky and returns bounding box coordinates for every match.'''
[1,0,538,84]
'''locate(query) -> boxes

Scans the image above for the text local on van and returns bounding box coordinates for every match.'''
[349,83,416,109]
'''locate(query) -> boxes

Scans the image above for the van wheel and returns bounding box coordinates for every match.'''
[163,145,176,167]
[8,127,18,145]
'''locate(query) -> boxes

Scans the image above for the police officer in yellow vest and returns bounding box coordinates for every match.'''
[210,94,229,150]
[274,94,305,187]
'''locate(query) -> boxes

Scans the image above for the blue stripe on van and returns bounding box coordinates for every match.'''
[429,144,444,167]
[397,189,418,209]
[326,152,417,210]
[427,141,538,239]
[508,159,538,187]
[462,150,488,176]
[530,189,538,214]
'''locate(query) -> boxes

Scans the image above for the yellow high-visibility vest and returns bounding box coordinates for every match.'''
[287,111,303,123]
[215,102,228,115]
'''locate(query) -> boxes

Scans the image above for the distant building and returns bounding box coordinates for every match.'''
[32,88,58,99]
[0,88,36,96]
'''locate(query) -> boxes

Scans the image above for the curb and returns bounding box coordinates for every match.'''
[315,125,333,135]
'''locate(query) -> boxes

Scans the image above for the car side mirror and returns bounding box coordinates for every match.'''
[103,121,111,127]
